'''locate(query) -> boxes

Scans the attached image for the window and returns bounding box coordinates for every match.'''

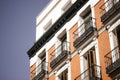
[106,0,119,10]
[38,50,46,62]
[50,30,68,63]
[79,6,92,36]
[60,33,67,51]
[61,0,72,12]
[38,50,46,73]
[100,0,119,15]
[58,69,68,80]
[82,47,96,80]
[110,26,120,62]
[112,26,120,47]
[82,9,92,30]
[57,30,67,56]
[83,48,96,69]
[43,19,52,32]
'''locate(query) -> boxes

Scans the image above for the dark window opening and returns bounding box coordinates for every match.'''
[83,48,96,79]
[116,26,120,46]
[59,69,68,80]
[60,33,67,51]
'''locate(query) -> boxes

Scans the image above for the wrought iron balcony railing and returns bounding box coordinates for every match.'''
[75,64,102,80]
[27,0,89,58]
[31,61,48,80]
[100,0,120,23]
[104,46,120,74]
[50,41,70,68]
[73,18,96,48]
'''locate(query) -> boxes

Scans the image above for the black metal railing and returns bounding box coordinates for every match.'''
[27,0,89,58]
[100,0,119,15]
[73,18,96,48]
[99,0,120,23]
[31,61,48,80]
[75,64,102,80]
[104,46,120,74]
[50,41,70,68]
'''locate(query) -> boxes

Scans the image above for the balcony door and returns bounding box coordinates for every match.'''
[83,10,92,31]
[41,53,46,69]
[116,27,120,60]
[116,27,120,47]
[79,9,92,38]
[58,69,68,80]
[84,48,96,80]
[38,52,46,71]
[112,26,120,62]
[60,33,67,52]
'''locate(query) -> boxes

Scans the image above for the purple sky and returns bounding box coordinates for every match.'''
[0,0,49,80]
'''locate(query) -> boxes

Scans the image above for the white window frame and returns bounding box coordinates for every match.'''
[108,19,120,62]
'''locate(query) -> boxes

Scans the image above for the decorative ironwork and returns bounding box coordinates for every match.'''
[104,46,120,74]
[50,41,70,68]
[31,61,48,80]
[27,0,89,58]
[75,64,102,80]
[73,18,96,48]
[100,0,120,23]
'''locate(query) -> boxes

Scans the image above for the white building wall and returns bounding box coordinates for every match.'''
[30,0,101,74]
[36,0,77,41]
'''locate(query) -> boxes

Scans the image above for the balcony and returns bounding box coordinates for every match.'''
[73,18,97,48]
[75,64,102,80]
[27,0,89,58]
[31,61,47,80]
[100,0,120,24]
[50,41,70,68]
[104,46,120,77]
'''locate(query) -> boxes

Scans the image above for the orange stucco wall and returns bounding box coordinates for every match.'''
[48,74,55,80]
[69,21,80,80]
[48,44,55,73]
[69,23,78,53]
[94,0,111,79]
[30,63,36,80]
[98,30,111,80]
[70,54,81,80]
[94,0,104,30]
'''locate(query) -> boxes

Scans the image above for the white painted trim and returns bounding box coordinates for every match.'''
[36,0,59,24]
[79,40,97,73]
[61,0,72,11]
[77,0,90,17]
[80,55,84,74]
[95,39,100,66]
[108,19,120,32]
[68,62,71,80]
[108,19,120,51]
[55,63,69,80]
[90,0,100,8]
[56,63,69,76]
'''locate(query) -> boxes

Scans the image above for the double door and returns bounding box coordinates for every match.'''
[84,49,96,80]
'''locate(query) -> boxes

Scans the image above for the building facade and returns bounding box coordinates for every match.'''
[28,0,120,80]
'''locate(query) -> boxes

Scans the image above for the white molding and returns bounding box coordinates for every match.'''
[36,0,59,24]
[90,0,100,8]
[56,63,69,76]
